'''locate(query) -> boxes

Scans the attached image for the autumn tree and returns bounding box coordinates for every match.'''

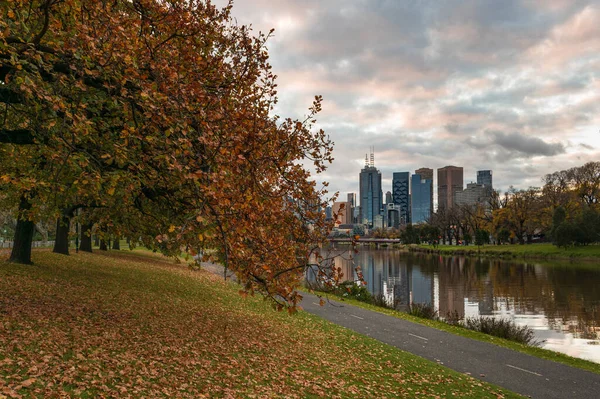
[1,0,335,309]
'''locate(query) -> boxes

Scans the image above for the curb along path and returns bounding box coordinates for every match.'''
[201,264,600,398]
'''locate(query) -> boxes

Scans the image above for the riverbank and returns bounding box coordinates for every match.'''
[408,242,600,261]
[315,292,600,375]
[0,250,518,398]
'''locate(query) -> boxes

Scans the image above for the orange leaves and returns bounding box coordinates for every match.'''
[1,0,335,308]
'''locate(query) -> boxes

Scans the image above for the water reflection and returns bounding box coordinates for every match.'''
[328,246,600,363]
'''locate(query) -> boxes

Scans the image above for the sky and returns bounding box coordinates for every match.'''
[220,0,600,199]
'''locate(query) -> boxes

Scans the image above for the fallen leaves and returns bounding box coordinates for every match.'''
[0,251,518,398]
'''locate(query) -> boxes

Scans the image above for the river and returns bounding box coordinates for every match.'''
[325,246,600,363]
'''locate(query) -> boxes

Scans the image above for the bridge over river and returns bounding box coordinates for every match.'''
[328,237,401,246]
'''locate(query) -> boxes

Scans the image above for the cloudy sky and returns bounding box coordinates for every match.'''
[222,0,600,200]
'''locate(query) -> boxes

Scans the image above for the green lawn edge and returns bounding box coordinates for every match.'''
[304,290,600,375]
[411,243,600,263]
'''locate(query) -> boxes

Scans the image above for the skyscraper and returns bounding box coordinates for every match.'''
[332,201,352,226]
[392,172,410,225]
[415,167,433,181]
[477,170,493,189]
[359,150,383,227]
[385,191,393,204]
[415,167,433,219]
[347,193,357,224]
[411,173,433,224]
[347,193,356,208]
[437,166,463,210]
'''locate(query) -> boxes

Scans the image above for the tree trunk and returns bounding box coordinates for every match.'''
[9,195,35,264]
[80,223,93,253]
[99,239,108,251]
[94,236,100,246]
[112,237,120,250]
[52,215,71,255]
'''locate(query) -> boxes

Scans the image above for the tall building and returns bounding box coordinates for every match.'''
[359,150,383,227]
[437,166,463,211]
[347,193,357,224]
[392,172,410,225]
[415,167,433,218]
[415,167,433,181]
[332,201,352,226]
[411,173,433,224]
[385,191,393,204]
[325,206,332,221]
[477,170,493,189]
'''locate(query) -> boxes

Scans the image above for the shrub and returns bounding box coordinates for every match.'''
[336,282,373,303]
[408,303,438,320]
[371,293,393,309]
[462,317,540,346]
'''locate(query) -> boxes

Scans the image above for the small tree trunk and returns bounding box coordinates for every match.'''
[112,237,120,250]
[9,195,35,264]
[99,239,108,251]
[80,223,93,253]
[94,236,100,246]
[53,215,71,255]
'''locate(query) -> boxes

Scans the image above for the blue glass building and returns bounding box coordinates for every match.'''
[359,164,383,227]
[411,173,433,224]
[392,172,410,225]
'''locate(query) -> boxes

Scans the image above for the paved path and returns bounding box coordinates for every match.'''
[201,264,600,398]
[301,292,600,399]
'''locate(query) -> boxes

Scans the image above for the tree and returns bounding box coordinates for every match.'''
[1,0,335,310]
[503,187,541,244]
[475,229,489,247]
[550,206,566,244]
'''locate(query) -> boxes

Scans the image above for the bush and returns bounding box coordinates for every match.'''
[371,293,393,309]
[408,303,438,320]
[462,317,540,346]
[336,282,372,303]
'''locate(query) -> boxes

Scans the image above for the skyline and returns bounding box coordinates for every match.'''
[221,0,600,196]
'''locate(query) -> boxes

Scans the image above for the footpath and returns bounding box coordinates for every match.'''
[201,263,600,398]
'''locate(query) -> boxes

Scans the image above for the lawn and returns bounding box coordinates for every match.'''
[0,250,519,398]
[416,242,600,260]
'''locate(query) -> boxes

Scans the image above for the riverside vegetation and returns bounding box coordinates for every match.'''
[0,250,520,398]
[331,283,539,346]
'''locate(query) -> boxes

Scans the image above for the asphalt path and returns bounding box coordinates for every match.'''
[300,292,600,399]
[201,263,600,398]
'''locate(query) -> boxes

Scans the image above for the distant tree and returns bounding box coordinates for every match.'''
[497,229,510,245]
[550,206,567,244]
[475,229,489,247]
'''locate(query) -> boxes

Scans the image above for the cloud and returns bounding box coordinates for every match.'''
[467,130,566,157]
[222,0,600,196]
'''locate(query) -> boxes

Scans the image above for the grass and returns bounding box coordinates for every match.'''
[0,250,521,398]
[315,294,600,375]
[415,242,600,261]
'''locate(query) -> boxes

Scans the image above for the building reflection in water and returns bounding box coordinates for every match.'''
[326,246,600,363]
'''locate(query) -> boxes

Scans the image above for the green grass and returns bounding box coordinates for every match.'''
[313,293,600,375]
[415,243,600,261]
[0,250,521,398]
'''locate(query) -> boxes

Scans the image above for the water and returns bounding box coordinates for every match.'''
[326,246,600,363]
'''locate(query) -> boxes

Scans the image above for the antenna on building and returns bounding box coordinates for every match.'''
[364,153,369,167]
[370,146,374,167]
